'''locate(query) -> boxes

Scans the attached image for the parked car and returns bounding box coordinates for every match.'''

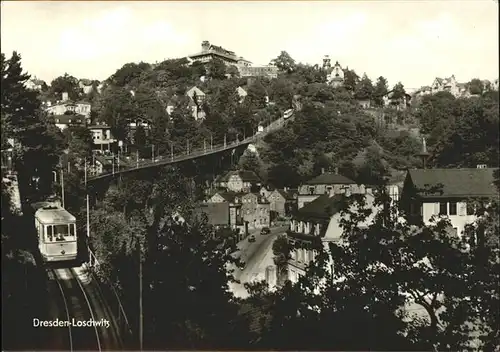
[260,227,271,235]
[248,235,256,242]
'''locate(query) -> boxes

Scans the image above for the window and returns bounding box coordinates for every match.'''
[326,186,332,194]
[69,224,75,237]
[309,187,315,195]
[439,202,447,215]
[466,202,475,216]
[449,201,457,215]
[46,225,53,242]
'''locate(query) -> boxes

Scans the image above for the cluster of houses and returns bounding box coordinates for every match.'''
[281,164,497,286]
[40,82,257,150]
[322,55,412,111]
[413,75,499,101]
[195,170,298,240]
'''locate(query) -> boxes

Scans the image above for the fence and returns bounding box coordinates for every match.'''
[87,248,134,347]
[88,116,288,182]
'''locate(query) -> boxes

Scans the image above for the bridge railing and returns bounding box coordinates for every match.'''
[88,117,286,181]
[87,248,134,345]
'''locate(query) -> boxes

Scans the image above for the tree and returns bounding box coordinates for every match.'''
[343,69,360,92]
[134,124,147,154]
[249,184,499,350]
[355,73,374,101]
[110,62,151,87]
[227,65,240,79]
[169,98,200,153]
[391,82,406,100]
[246,80,268,109]
[1,51,63,199]
[467,78,484,96]
[89,169,248,350]
[430,95,499,168]
[97,86,138,142]
[373,76,389,107]
[50,73,81,100]
[206,58,227,80]
[239,151,262,174]
[270,51,296,74]
[66,125,93,163]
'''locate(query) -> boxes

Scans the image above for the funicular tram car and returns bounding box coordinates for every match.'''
[33,201,78,262]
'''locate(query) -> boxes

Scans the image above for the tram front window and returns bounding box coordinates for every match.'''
[54,224,69,241]
[45,224,76,242]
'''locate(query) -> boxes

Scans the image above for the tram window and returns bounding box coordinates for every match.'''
[69,224,75,237]
[46,225,53,242]
[54,224,69,241]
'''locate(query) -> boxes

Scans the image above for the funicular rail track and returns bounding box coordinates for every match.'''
[50,267,102,351]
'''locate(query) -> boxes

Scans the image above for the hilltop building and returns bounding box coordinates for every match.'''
[323,56,345,88]
[188,41,278,79]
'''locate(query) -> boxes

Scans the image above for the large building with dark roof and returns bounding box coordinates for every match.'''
[297,170,361,209]
[286,191,379,284]
[401,167,498,237]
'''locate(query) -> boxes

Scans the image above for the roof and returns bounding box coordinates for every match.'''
[35,206,76,223]
[217,170,261,183]
[211,191,246,203]
[186,86,206,98]
[94,155,113,166]
[194,203,229,226]
[294,194,344,221]
[405,168,498,198]
[274,189,297,200]
[79,79,93,86]
[434,77,444,85]
[236,86,248,97]
[305,172,356,185]
[88,124,111,129]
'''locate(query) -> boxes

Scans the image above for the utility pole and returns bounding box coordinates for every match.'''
[137,240,143,351]
[210,134,213,150]
[170,145,174,161]
[61,167,65,208]
[136,150,139,168]
[224,134,227,148]
[112,155,115,175]
[203,139,206,154]
[187,140,190,155]
[85,159,90,246]
[151,145,155,162]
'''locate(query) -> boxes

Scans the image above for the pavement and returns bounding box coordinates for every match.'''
[228,226,288,298]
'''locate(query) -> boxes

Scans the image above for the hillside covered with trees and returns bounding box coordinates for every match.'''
[2,49,499,351]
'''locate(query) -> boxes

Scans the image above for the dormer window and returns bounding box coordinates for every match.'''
[309,187,315,195]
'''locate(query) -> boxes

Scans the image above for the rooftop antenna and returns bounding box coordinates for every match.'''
[416,136,430,169]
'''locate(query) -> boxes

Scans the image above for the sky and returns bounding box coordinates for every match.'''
[1,1,498,90]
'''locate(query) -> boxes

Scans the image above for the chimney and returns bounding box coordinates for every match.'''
[321,168,325,174]
[62,92,69,102]
[201,40,210,52]
[334,167,339,175]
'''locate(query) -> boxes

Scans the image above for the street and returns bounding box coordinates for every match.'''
[228,226,288,298]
